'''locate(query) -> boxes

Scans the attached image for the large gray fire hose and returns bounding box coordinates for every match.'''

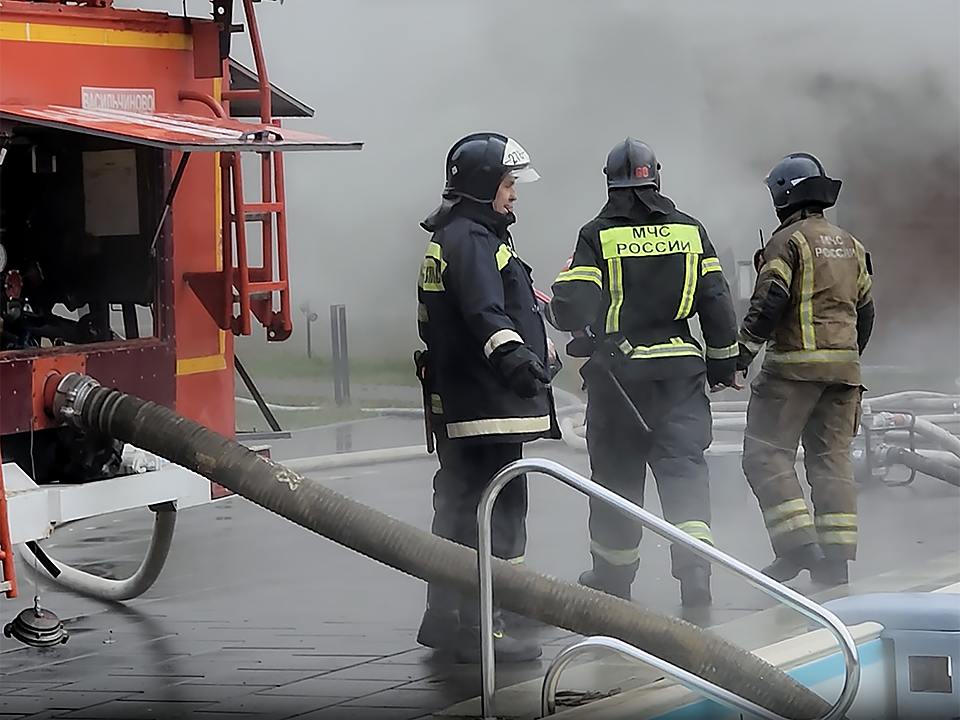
[50,373,832,719]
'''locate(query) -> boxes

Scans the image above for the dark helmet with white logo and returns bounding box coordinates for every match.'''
[765,152,842,219]
[443,132,540,203]
[604,138,660,190]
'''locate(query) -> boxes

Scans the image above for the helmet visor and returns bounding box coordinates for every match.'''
[508,165,540,184]
[502,137,540,184]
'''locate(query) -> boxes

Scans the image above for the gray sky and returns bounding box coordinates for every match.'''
[121,1,960,367]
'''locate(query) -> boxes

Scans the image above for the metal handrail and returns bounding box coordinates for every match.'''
[476,458,860,720]
[541,636,784,719]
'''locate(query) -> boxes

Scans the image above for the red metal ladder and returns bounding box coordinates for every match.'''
[182,0,294,341]
[219,145,292,341]
[217,0,292,341]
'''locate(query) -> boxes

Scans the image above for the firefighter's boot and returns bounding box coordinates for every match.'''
[578,559,638,601]
[762,543,825,582]
[811,558,849,586]
[679,566,712,608]
[455,611,542,664]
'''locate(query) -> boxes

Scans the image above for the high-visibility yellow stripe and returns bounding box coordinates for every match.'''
[590,541,640,566]
[496,243,513,271]
[627,337,702,360]
[701,257,723,276]
[793,231,816,350]
[177,331,227,376]
[446,415,552,439]
[819,531,858,545]
[419,242,446,292]
[675,252,699,320]
[766,349,859,364]
[763,498,809,524]
[815,513,858,529]
[599,224,703,259]
[0,21,192,50]
[677,520,714,545]
[764,257,794,288]
[706,343,739,360]
[605,257,624,333]
[555,266,602,287]
[768,513,816,538]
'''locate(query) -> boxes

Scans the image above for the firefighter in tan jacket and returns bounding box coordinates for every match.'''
[737,152,875,586]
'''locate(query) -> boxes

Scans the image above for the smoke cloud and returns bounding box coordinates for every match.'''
[120,1,959,376]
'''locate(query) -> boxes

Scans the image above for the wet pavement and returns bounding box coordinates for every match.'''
[2,417,959,719]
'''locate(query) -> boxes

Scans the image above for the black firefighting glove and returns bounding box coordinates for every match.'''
[491,343,550,398]
[706,358,737,390]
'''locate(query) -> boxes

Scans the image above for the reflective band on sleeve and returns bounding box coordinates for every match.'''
[793,231,816,350]
[819,531,858,545]
[419,241,447,292]
[706,343,739,360]
[446,415,552,439]
[763,257,794,288]
[496,243,513,271]
[605,257,624,333]
[590,541,641,566]
[417,302,429,322]
[762,498,810,524]
[555,265,603,287]
[430,394,443,415]
[506,556,525,565]
[627,337,703,360]
[676,520,714,545]
[483,328,523,358]
[599,224,703,259]
[701,256,723,276]
[766,348,860,364]
[815,513,858,529]
[767,513,816,538]
[675,252,699,320]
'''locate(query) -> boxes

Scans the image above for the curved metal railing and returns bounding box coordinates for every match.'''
[542,636,784,719]
[476,458,859,720]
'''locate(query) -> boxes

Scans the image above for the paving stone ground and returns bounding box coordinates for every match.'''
[2,418,958,719]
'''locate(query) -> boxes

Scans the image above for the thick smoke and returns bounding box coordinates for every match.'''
[120,1,959,376]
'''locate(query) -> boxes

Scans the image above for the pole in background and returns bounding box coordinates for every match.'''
[330,304,350,406]
[298,302,319,359]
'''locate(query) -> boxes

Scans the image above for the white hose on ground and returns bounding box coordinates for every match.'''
[912,418,960,460]
[285,445,432,473]
[865,390,959,405]
[236,397,326,412]
[911,449,960,468]
[16,506,177,601]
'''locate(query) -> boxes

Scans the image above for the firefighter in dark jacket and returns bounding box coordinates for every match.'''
[738,152,875,586]
[415,132,559,663]
[549,138,739,607]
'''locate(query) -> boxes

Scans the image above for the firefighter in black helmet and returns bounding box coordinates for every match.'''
[738,152,875,586]
[549,138,739,607]
[414,132,559,662]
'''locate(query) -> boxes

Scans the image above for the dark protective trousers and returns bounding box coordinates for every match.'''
[584,370,714,581]
[742,371,861,562]
[425,434,527,624]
